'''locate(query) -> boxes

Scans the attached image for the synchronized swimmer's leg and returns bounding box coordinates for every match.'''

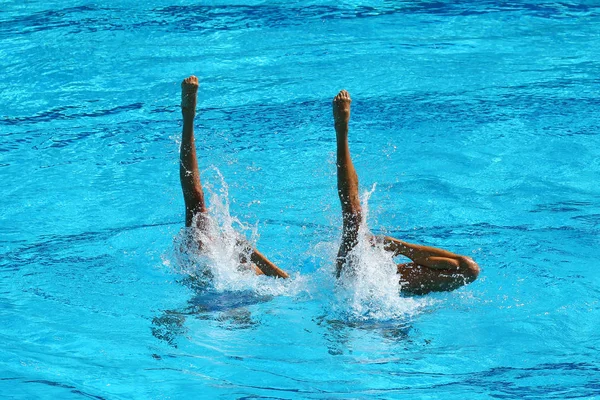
[178,75,288,279]
[382,236,480,295]
[333,90,362,277]
[180,76,207,229]
[332,89,479,293]
[178,79,476,288]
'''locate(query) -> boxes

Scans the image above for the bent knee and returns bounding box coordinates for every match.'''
[458,256,480,283]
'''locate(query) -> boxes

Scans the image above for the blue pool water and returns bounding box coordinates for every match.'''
[1,1,599,398]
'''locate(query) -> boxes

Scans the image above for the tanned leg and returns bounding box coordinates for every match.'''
[330,90,478,292]
[333,90,363,277]
[381,236,480,295]
[180,76,207,229]
[179,76,288,279]
[250,249,289,279]
[237,241,289,279]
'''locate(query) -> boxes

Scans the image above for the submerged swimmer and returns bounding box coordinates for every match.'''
[332,90,480,295]
[179,75,288,279]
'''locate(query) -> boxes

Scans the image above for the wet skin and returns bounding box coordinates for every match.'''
[332,90,480,295]
[179,76,289,279]
[177,77,478,289]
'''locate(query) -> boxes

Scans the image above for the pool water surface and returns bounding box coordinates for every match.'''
[1,1,599,398]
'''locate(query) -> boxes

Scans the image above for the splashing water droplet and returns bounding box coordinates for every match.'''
[170,167,305,297]
[333,184,431,321]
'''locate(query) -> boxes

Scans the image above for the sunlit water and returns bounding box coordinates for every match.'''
[1,1,599,399]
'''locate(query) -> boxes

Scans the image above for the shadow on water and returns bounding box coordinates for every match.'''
[151,276,272,348]
[315,314,414,356]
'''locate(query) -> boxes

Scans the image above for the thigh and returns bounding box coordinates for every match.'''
[397,262,471,295]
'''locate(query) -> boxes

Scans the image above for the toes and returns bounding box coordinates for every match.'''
[333,90,351,103]
[333,90,352,104]
[182,75,199,87]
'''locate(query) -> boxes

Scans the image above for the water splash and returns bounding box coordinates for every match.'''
[166,169,429,318]
[169,167,305,297]
[328,184,431,321]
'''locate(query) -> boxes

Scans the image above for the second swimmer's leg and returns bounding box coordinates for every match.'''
[180,75,207,228]
[382,236,480,295]
[333,90,362,277]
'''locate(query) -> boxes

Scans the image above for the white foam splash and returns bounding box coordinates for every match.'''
[167,169,430,320]
[171,167,306,297]
[328,184,430,321]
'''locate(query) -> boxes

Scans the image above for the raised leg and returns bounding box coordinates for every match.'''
[180,76,207,228]
[382,236,480,295]
[178,76,288,279]
[333,90,362,277]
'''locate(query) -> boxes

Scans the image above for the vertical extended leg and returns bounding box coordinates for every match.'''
[178,76,288,279]
[333,90,363,277]
[180,76,207,228]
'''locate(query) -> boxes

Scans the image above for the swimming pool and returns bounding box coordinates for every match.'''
[1,1,599,398]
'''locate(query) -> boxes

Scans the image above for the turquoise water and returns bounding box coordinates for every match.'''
[1,1,599,398]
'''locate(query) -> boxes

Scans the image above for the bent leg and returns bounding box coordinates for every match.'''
[250,249,289,279]
[333,90,362,277]
[396,262,477,295]
[382,236,480,295]
[237,240,290,279]
[180,76,207,228]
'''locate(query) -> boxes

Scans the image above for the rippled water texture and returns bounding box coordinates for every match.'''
[1,1,599,399]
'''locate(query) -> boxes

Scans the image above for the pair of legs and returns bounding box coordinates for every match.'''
[332,90,480,295]
[178,77,479,290]
[179,76,288,279]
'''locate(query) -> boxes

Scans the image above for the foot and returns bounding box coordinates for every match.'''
[332,90,351,127]
[181,75,199,119]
